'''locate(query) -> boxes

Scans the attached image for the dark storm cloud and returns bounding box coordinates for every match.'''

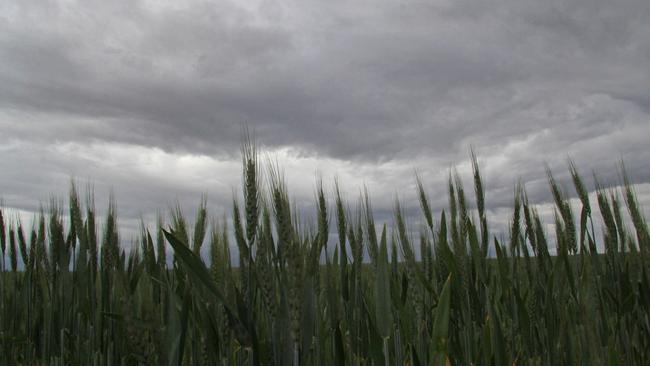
[1,0,649,245]
[2,0,645,154]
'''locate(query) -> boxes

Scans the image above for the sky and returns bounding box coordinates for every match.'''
[1,0,649,253]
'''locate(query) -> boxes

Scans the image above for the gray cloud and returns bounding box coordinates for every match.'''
[1,0,649,247]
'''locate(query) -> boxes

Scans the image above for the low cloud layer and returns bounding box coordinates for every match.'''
[1,0,649,247]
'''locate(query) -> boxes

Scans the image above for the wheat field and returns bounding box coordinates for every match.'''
[1,142,649,365]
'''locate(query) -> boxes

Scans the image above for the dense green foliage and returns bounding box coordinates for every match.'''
[1,144,649,365]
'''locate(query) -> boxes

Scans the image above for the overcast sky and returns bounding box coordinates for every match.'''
[1,0,649,251]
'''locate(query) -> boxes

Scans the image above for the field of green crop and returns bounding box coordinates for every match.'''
[1,142,649,365]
